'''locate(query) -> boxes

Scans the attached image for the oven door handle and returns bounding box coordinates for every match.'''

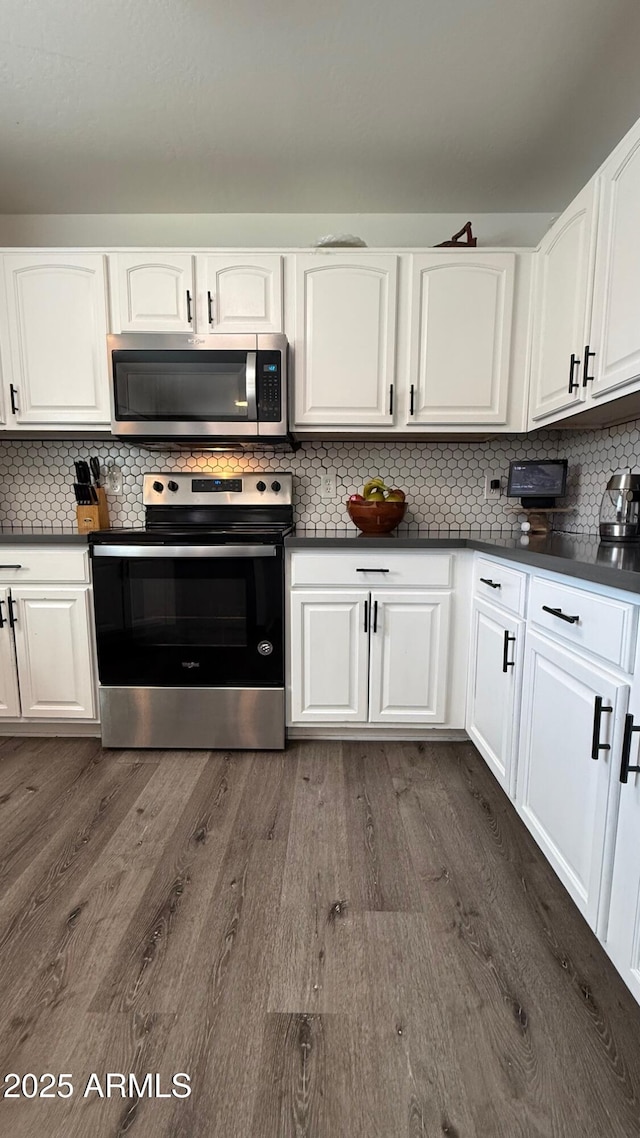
[245,351,258,421]
[92,544,278,559]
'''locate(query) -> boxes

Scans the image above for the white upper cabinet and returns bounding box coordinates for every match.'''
[528,180,598,425]
[407,253,515,426]
[198,254,282,333]
[1,253,110,425]
[589,118,640,401]
[293,254,398,427]
[110,253,195,332]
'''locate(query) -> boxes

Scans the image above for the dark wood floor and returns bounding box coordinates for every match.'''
[0,737,639,1137]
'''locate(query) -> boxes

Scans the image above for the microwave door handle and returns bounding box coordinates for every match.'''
[245,351,258,420]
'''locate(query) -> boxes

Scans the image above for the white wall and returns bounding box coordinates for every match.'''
[0,212,555,248]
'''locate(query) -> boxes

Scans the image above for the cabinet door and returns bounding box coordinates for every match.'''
[528,180,598,424]
[199,255,282,332]
[0,589,20,718]
[110,253,195,332]
[1,254,110,424]
[516,630,627,932]
[590,119,640,399]
[368,590,451,724]
[12,587,95,719]
[606,714,640,1004]
[293,254,397,427]
[289,590,369,723]
[466,599,524,797]
[408,253,514,425]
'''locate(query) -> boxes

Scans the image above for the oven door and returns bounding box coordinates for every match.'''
[111,341,259,437]
[92,544,283,687]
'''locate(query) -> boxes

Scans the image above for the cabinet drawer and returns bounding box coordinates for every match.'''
[290,551,452,589]
[473,556,527,616]
[529,576,638,671]
[0,548,89,584]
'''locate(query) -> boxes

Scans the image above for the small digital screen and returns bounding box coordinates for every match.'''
[191,478,242,493]
[507,460,567,498]
[263,364,278,372]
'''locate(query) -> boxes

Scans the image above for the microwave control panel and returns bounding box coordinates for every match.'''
[257,353,282,421]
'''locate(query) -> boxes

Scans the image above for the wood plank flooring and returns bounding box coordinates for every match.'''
[0,737,639,1137]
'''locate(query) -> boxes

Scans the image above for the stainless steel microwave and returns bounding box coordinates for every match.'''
[108,332,288,442]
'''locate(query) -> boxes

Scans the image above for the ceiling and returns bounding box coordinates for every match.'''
[1,0,640,215]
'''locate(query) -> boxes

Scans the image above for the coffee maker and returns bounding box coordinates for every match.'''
[599,471,640,542]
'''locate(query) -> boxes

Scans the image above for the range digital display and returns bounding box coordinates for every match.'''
[191,478,242,493]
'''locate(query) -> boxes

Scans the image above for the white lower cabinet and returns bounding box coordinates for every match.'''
[606,735,640,1003]
[467,597,524,796]
[12,587,95,719]
[0,549,96,724]
[368,591,450,724]
[604,639,640,1004]
[0,588,21,717]
[516,630,628,932]
[288,563,452,726]
[289,590,368,723]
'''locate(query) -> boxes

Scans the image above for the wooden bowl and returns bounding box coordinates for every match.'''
[346,499,407,534]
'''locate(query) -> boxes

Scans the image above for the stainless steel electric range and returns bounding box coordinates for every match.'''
[89,472,293,750]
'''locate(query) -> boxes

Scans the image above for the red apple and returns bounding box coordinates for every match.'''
[348,493,365,502]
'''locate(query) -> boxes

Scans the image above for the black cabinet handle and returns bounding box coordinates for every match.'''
[480,577,501,589]
[356,568,389,573]
[620,714,640,783]
[389,384,394,416]
[207,291,214,324]
[0,599,5,629]
[582,345,596,386]
[568,353,580,393]
[364,599,368,634]
[7,595,17,629]
[9,384,18,415]
[186,290,193,324]
[502,630,516,672]
[542,605,579,625]
[0,565,22,570]
[373,600,378,634]
[409,384,415,416]
[591,695,613,761]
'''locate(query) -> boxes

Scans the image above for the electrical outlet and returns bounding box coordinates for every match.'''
[484,474,502,500]
[106,462,123,495]
[320,472,336,501]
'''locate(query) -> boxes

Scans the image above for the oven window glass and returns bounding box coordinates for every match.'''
[128,570,248,648]
[113,351,252,421]
[92,550,283,687]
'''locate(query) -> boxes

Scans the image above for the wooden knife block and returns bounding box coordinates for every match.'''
[76,505,101,534]
[96,487,110,529]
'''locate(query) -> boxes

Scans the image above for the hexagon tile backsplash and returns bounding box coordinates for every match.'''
[0,422,635,532]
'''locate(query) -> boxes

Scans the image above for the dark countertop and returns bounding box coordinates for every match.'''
[0,527,88,544]
[286,527,640,595]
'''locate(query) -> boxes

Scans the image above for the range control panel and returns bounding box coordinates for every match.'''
[143,472,293,507]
